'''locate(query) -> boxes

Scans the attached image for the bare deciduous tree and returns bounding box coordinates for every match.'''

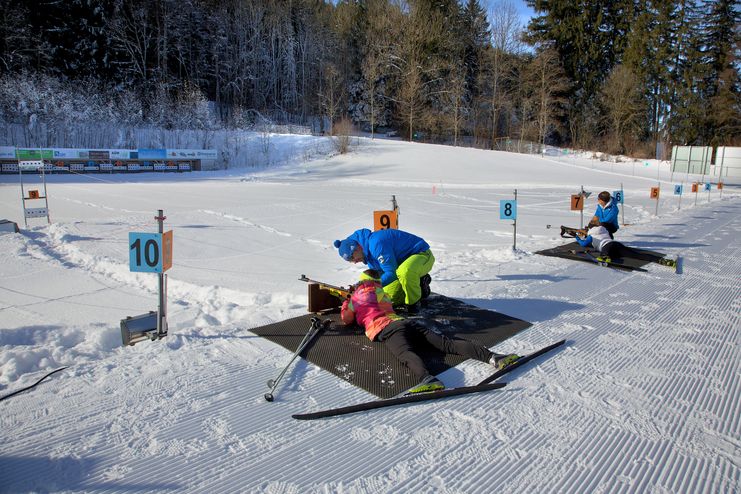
[523,48,569,148]
[600,64,643,154]
[319,63,342,134]
[443,65,468,146]
[485,0,523,147]
[389,2,444,141]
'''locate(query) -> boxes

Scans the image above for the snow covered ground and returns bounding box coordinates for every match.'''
[0,137,738,493]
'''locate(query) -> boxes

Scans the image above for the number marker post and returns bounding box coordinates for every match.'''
[500,189,517,250]
[613,185,624,226]
[570,186,589,227]
[674,184,683,210]
[650,186,660,216]
[123,209,172,345]
[18,158,51,227]
[373,195,400,231]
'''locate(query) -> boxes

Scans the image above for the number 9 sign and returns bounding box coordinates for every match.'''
[373,210,398,230]
[499,200,517,220]
[129,231,173,273]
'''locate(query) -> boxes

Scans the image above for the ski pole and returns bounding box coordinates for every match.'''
[264,317,326,402]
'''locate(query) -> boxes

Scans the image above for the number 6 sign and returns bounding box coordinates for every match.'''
[129,231,173,273]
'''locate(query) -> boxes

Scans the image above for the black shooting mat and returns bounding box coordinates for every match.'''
[250,293,532,399]
[536,241,665,270]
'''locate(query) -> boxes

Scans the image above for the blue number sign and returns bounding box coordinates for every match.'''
[500,200,517,220]
[613,190,624,204]
[129,232,164,273]
[674,185,683,195]
[704,182,711,191]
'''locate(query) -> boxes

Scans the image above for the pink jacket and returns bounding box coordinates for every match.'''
[341,280,402,341]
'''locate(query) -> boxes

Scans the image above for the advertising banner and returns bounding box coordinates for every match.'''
[166,149,218,160]
[139,149,167,159]
[89,150,110,160]
[108,150,128,160]
[51,148,82,159]
[16,149,53,160]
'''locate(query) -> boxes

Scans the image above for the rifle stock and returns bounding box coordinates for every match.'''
[299,275,353,299]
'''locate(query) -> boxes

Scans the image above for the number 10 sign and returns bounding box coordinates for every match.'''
[129,231,173,273]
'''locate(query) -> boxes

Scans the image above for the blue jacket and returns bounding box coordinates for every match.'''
[344,228,430,286]
[594,200,619,230]
[576,226,614,252]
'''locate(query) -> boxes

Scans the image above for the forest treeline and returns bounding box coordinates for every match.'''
[0,0,738,157]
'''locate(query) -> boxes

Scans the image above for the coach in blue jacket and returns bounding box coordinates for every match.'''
[591,191,619,238]
[334,228,434,311]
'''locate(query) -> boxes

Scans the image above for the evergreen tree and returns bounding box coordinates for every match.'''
[354,0,397,134]
[703,0,740,145]
[460,0,490,102]
[0,0,33,74]
[622,0,676,150]
[526,0,634,107]
[526,0,638,147]
[668,0,707,145]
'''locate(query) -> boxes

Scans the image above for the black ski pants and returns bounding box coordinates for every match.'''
[600,222,618,239]
[602,241,662,263]
[377,320,493,380]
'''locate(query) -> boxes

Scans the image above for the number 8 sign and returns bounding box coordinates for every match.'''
[500,200,517,220]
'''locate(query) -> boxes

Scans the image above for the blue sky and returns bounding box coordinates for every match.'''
[512,0,536,24]
[486,0,536,25]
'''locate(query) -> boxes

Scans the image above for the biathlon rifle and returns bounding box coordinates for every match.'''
[299,275,354,299]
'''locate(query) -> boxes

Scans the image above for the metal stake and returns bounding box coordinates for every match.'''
[513,189,518,251]
[155,209,168,338]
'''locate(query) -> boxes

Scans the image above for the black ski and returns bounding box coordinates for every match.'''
[292,340,567,420]
[477,339,567,385]
[568,249,648,272]
[292,382,507,421]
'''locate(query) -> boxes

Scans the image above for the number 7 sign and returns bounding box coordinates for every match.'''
[570,194,584,211]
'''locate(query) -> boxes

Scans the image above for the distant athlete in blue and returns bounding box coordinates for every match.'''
[590,191,619,238]
[334,228,434,312]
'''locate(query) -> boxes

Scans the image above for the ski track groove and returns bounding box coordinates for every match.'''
[2,198,739,492]
[508,202,740,494]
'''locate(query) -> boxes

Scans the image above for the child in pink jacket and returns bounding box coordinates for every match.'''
[341,270,519,393]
